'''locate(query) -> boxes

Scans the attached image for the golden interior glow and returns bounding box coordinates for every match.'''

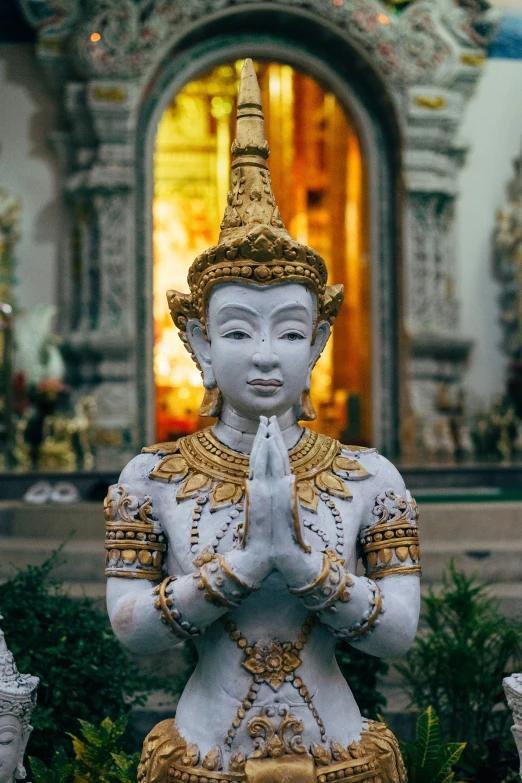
[153,61,370,443]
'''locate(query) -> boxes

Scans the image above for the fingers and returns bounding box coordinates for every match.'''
[267,416,291,477]
[250,416,269,479]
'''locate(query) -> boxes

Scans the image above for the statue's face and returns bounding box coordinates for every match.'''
[0,715,23,783]
[188,282,330,419]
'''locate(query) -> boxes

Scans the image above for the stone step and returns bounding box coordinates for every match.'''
[419,540,522,582]
[418,501,522,542]
[0,537,104,582]
[0,501,103,539]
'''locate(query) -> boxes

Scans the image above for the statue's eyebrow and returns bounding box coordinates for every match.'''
[215,303,259,319]
[271,302,310,319]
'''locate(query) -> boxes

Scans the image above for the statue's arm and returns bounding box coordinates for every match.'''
[283,455,420,658]
[105,454,261,656]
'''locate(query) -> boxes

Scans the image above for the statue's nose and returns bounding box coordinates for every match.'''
[252,341,280,371]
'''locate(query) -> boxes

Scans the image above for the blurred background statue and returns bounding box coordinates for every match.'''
[0,619,38,783]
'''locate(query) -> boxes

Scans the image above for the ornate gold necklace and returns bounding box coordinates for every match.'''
[144,427,370,512]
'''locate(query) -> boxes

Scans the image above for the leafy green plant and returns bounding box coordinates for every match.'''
[396,563,522,781]
[29,716,139,783]
[401,707,466,783]
[335,641,388,718]
[0,551,146,762]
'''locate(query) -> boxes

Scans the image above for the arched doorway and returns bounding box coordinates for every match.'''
[136,30,400,453]
[152,59,371,445]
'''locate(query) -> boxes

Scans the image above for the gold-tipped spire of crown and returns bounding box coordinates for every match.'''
[218,58,289,242]
[168,59,344,335]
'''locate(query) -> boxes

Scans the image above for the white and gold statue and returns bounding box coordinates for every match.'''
[105,60,421,783]
[0,622,38,783]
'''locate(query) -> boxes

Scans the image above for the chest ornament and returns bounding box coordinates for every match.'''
[143,429,371,512]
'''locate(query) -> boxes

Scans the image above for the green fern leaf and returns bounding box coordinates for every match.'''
[416,707,443,779]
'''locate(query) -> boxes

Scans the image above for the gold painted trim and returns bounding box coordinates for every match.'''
[170,763,244,782]
[461,53,485,66]
[292,480,312,553]
[373,565,422,580]
[289,553,330,596]
[105,568,163,580]
[105,522,159,534]
[104,540,166,552]
[414,95,447,110]
[350,583,382,639]
[219,555,254,590]
[363,535,419,553]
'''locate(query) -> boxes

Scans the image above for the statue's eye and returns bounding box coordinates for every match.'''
[225,331,249,340]
[284,332,304,341]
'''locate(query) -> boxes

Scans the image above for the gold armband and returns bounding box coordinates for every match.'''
[361,490,421,580]
[289,550,354,612]
[104,485,166,580]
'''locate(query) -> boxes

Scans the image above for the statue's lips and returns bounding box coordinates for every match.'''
[248,379,283,394]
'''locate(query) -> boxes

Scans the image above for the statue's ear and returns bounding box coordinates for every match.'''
[186,320,216,389]
[15,725,32,780]
[309,321,330,371]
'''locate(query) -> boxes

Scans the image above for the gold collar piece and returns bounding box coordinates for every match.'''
[144,428,371,511]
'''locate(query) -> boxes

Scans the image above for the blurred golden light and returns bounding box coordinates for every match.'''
[90,32,101,42]
[378,14,390,23]
[153,61,371,444]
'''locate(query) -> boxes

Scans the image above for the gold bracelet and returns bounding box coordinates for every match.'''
[348,581,383,640]
[289,551,353,612]
[218,555,255,591]
[153,576,200,638]
[288,553,331,596]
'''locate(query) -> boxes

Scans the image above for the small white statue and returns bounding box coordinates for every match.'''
[0,621,38,783]
[504,674,522,776]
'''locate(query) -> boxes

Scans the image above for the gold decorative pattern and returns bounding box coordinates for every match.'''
[414,95,447,110]
[222,614,325,743]
[243,641,302,690]
[146,428,370,511]
[360,490,421,580]
[247,708,307,758]
[461,53,485,67]
[104,485,166,580]
[138,717,406,783]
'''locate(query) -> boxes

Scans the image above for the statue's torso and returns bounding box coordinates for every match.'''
[106,428,415,766]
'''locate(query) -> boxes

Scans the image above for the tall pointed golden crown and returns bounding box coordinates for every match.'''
[168,59,344,335]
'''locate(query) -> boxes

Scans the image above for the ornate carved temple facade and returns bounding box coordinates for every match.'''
[17,0,494,461]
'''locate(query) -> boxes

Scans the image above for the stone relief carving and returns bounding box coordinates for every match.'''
[66,0,491,83]
[17,0,495,456]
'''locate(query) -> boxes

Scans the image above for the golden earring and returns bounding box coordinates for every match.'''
[199,387,223,418]
[299,390,317,421]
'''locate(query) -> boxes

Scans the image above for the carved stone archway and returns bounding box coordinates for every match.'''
[18,0,494,463]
